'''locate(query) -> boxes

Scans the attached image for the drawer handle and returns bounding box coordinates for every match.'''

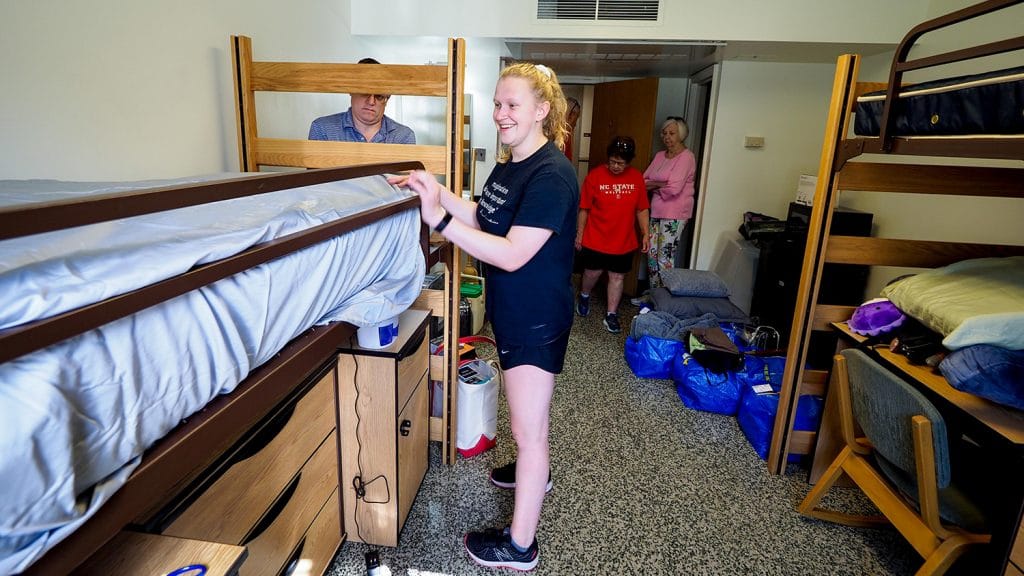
[243,472,301,545]
[400,419,412,437]
[233,403,297,463]
[281,535,307,576]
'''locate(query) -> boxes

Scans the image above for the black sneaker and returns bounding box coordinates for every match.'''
[464,527,539,571]
[575,293,590,317]
[603,313,621,334]
[489,461,553,493]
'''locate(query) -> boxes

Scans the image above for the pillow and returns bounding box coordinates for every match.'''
[650,287,749,324]
[939,345,1024,410]
[881,256,1024,351]
[660,268,730,298]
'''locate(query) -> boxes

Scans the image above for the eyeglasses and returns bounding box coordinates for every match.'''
[355,93,390,103]
[608,158,627,167]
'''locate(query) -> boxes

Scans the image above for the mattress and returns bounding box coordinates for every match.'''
[0,174,424,573]
[854,65,1024,137]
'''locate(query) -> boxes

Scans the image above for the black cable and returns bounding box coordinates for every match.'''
[350,352,392,575]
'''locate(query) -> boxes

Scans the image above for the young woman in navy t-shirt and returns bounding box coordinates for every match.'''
[396,62,578,571]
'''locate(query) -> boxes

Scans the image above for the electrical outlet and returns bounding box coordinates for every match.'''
[744,136,765,148]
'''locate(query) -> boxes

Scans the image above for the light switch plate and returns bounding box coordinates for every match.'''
[744,135,765,148]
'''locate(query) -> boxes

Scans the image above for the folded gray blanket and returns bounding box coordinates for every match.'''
[629,310,720,341]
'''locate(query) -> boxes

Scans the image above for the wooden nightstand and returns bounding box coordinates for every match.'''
[336,309,431,547]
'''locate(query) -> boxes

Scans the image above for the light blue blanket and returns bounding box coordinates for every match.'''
[0,174,424,573]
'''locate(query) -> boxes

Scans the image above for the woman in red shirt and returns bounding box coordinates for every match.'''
[575,136,650,333]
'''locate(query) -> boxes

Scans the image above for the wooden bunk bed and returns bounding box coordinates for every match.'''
[1,37,466,576]
[1,166,424,575]
[765,0,1023,570]
[231,35,466,465]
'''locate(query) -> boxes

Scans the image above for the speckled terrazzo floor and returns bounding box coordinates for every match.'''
[326,299,922,576]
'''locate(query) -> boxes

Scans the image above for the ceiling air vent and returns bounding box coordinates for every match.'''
[537,0,659,22]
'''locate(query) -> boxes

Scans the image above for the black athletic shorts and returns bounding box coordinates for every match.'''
[578,246,634,274]
[496,328,571,374]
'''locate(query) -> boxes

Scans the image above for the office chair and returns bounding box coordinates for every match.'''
[798,349,991,576]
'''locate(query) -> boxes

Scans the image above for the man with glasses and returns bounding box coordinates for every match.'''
[308,58,416,144]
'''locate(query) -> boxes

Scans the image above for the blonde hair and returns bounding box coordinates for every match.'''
[495,62,569,163]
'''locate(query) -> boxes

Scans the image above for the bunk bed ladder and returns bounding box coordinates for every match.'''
[767,54,861,475]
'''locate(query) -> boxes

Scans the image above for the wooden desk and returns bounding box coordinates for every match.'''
[831,322,1024,447]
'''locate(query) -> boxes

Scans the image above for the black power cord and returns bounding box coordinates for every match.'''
[350,352,393,576]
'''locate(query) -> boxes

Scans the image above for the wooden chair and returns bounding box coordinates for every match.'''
[798,349,991,576]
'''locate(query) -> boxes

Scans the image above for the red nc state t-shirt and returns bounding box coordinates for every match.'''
[579,164,649,255]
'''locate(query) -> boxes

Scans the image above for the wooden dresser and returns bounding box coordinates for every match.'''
[336,309,431,547]
[149,360,342,576]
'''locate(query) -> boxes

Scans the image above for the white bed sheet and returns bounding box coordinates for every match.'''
[0,174,424,573]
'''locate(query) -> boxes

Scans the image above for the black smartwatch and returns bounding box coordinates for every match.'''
[434,210,453,232]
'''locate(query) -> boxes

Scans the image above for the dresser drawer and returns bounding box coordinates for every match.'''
[397,378,429,532]
[279,488,342,576]
[397,331,428,415]
[76,532,246,576]
[239,434,339,576]
[164,370,336,542]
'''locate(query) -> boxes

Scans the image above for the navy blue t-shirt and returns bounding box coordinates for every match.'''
[477,140,579,346]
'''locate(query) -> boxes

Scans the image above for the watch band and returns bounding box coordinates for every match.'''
[434,210,454,232]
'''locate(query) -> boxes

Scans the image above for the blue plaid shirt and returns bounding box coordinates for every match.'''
[308,109,416,143]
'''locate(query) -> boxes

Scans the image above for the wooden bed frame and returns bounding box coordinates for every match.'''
[0,165,421,575]
[1,36,467,575]
[768,0,1024,473]
[231,35,467,465]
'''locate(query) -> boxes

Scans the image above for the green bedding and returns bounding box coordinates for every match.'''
[881,256,1024,351]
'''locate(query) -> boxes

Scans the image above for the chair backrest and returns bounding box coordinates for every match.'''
[841,349,951,488]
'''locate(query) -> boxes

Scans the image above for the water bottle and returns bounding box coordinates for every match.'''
[365,550,382,576]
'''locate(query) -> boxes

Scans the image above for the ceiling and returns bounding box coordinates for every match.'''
[504,39,896,81]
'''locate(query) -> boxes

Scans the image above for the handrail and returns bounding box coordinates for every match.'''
[878,0,1024,149]
[0,162,422,240]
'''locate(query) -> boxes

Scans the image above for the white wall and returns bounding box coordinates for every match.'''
[695,60,836,270]
[0,0,504,187]
[353,0,928,44]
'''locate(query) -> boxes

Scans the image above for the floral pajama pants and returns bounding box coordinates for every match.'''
[647,218,687,288]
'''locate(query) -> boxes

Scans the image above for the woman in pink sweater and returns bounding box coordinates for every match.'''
[642,117,696,289]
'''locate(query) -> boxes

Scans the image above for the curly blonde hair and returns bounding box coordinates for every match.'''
[495,62,569,163]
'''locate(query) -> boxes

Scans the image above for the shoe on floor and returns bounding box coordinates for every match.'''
[575,293,590,317]
[629,292,650,307]
[489,461,553,493]
[603,313,622,334]
[464,527,539,571]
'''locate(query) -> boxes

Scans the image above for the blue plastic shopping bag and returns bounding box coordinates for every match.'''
[624,335,682,379]
[673,353,743,415]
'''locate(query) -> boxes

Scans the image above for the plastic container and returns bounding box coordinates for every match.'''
[357,316,399,349]
[460,274,485,334]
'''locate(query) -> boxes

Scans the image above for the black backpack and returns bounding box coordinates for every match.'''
[687,326,744,374]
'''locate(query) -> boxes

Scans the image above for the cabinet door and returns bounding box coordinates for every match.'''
[397,376,429,531]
